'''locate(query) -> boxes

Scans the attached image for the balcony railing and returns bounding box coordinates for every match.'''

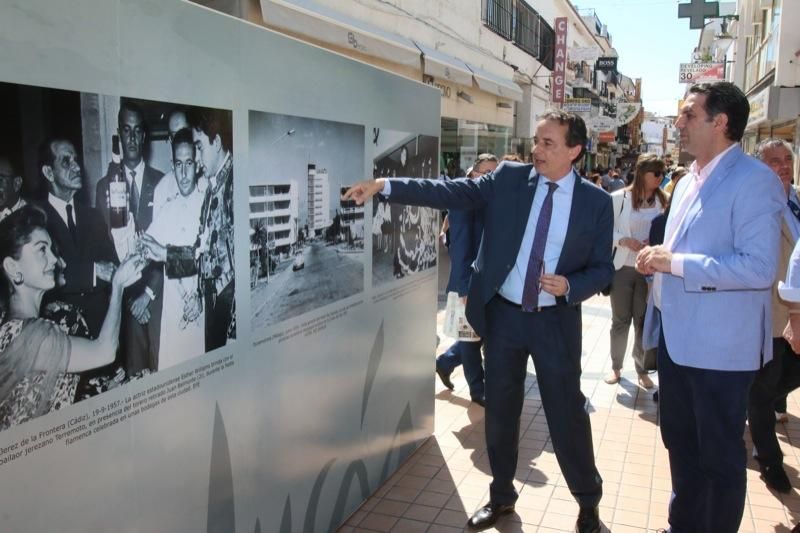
[484,0,513,40]
[483,0,553,69]
[514,1,539,57]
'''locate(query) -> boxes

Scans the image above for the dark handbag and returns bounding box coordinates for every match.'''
[636,347,658,372]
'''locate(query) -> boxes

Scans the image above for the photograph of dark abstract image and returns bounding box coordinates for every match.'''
[0,81,234,432]
[372,130,439,287]
[249,111,365,335]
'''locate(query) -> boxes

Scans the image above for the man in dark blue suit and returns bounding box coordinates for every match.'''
[344,111,613,532]
[436,154,498,406]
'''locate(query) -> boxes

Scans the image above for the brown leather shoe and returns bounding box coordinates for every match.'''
[466,502,515,531]
[575,506,601,533]
[604,370,621,384]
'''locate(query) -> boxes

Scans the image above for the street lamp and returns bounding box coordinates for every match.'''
[713,15,738,53]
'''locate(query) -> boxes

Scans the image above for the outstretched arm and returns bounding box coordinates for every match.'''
[342,179,386,205]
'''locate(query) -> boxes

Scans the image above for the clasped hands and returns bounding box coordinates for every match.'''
[635,245,673,275]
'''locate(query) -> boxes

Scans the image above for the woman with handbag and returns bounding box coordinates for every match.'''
[605,154,668,388]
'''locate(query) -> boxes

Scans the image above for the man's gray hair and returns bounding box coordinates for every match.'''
[755,138,794,161]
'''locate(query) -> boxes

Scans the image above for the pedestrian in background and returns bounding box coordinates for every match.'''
[606,153,667,389]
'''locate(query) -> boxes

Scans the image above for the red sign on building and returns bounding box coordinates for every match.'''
[552,17,568,104]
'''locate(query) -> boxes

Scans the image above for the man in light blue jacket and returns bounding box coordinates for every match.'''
[637,82,784,533]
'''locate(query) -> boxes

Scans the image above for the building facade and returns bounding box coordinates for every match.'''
[307,164,332,235]
[193,0,641,172]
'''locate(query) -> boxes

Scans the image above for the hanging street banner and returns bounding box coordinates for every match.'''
[615,102,642,126]
[563,98,592,113]
[586,115,617,132]
[678,62,724,84]
[595,57,618,72]
[552,17,568,104]
[568,46,601,62]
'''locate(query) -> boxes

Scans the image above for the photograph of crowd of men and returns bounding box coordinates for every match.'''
[0,81,235,430]
[372,131,439,286]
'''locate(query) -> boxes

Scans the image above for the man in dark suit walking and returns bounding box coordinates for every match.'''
[344,110,613,532]
[39,138,118,337]
[96,101,164,374]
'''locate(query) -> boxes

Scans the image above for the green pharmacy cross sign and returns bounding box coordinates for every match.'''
[678,0,720,29]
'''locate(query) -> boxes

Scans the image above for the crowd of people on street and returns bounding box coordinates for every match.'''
[0,101,235,430]
[345,81,800,533]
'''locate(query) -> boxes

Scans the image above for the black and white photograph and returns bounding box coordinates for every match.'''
[372,130,439,286]
[0,81,235,431]
[249,111,365,334]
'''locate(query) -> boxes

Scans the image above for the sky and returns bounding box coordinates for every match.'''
[573,0,704,117]
[249,111,365,221]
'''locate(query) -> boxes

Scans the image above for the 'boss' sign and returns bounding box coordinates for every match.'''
[595,57,618,72]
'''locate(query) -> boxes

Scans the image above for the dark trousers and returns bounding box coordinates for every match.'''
[436,340,485,398]
[122,271,164,375]
[749,337,800,467]
[658,325,755,533]
[205,280,235,351]
[484,297,602,507]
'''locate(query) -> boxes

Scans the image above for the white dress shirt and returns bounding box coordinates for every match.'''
[125,159,145,198]
[498,171,575,307]
[654,143,737,308]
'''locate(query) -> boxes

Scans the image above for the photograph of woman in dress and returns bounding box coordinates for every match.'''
[0,206,145,430]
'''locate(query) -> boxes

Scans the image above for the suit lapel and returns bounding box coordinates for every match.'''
[671,146,741,248]
[556,172,581,274]
[513,168,538,249]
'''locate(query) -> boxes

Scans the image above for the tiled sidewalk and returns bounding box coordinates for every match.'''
[340,295,800,532]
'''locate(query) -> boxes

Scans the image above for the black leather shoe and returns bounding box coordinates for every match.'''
[575,506,601,533]
[471,395,485,407]
[760,463,792,493]
[436,367,454,390]
[466,502,515,530]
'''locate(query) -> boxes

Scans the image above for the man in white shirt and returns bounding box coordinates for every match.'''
[748,139,800,493]
[636,82,784,532]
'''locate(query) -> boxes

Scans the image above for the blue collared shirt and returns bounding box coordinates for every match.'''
[783,188,800,241]
[499,170,576,306]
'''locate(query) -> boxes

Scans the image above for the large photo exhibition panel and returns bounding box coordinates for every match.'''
[0,0,440,531]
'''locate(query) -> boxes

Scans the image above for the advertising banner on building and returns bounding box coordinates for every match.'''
[616,102,642,126]
[568,46,601,62]
[678,62,724,84]
[552,17,568,104]
[595,57,618,72]
[563,98,592,113]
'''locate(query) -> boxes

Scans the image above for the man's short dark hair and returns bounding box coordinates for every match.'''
[539,110,587,164]
[171,128,196,159]
[117,101,146,128]
[188,107,232,153]
[688,82,749,142]
[38,137,73,176]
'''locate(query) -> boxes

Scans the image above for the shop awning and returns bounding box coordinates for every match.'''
[466,63,523,102]
[262,0,421,67]
[413,41,473,86]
